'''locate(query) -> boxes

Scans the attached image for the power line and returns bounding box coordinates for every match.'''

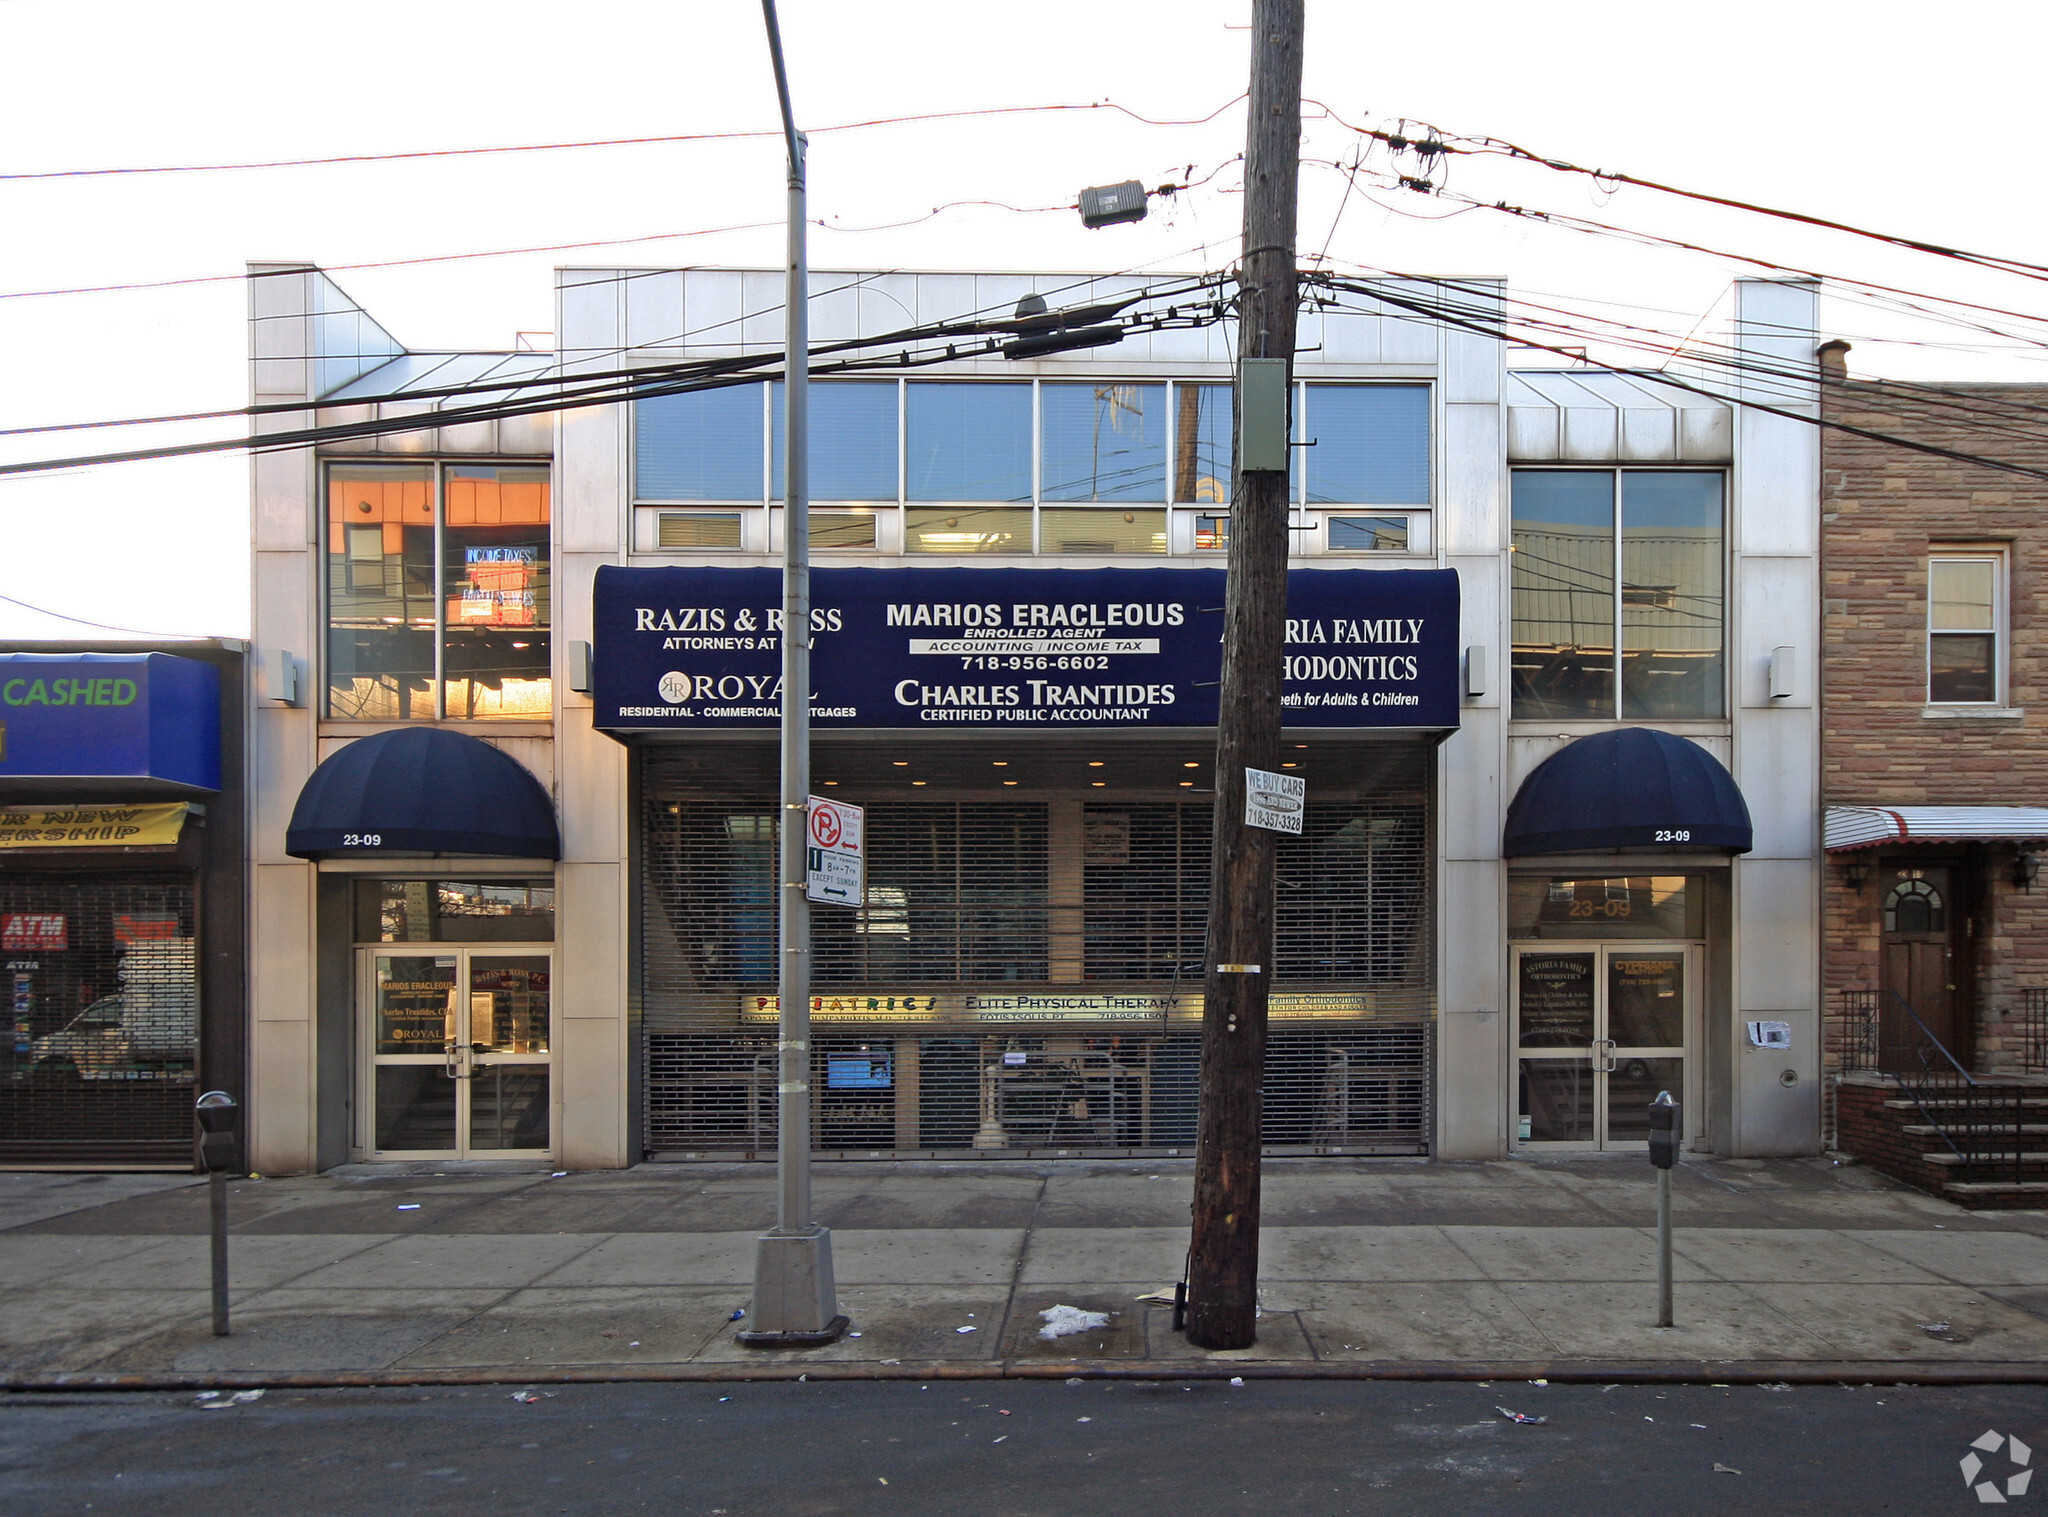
[0,296,1233,479]
[0,589,198,637]
[1327,109,2048,285]
[1314,272,2048,486]
[0,270,1228,439]
[0,96,1247,182]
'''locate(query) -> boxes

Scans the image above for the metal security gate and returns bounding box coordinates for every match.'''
[639,743,1434,1160]
[0,872,198,1166]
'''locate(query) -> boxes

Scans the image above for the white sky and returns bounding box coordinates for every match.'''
[0,0,2043,641]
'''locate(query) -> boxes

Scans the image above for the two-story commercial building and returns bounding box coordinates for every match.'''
[242,263,1824,1174]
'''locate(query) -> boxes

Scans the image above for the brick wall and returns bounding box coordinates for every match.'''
[1834,1079,1953,1195]
[1823,372,2048,1071]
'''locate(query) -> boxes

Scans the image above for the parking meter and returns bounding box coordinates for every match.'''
[196,1090,238,1173]
[1647,1089,1679,1170]
[196,1091,238,1335]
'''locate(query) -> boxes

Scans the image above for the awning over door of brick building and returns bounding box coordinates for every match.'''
[1824,806,2048,852]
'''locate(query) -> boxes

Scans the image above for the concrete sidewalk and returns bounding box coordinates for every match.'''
[7,1155,2048,1381]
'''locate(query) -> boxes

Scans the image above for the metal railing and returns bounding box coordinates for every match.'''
[1832,988,2036,1186]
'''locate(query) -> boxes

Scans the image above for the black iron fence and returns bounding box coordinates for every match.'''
[1830,987,2042,1186]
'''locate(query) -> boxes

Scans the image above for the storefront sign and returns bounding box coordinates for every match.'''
[594,566,1459,732]
[0,654,221,794]
[2,914,67,951]
[741,989,1379,1025]
[0,803,189,849]
[1244,767,1306,834]
[806,796,865,906]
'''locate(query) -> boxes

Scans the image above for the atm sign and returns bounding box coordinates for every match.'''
[2,915,67,951]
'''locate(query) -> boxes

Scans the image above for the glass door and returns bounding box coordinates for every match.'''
[1513,943,1691,1150]
[364,949,552,1159]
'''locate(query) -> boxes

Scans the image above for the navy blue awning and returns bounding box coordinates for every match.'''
[1503,728,1752,857]
[285,728,559,860]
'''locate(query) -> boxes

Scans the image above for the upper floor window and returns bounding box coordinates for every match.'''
[1928,548,2006,705]
[1511,469,1725,721]
[631,378,1430,556]
[326,463,551,721]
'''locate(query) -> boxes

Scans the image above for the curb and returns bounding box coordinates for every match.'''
[8,1359,2048,1392]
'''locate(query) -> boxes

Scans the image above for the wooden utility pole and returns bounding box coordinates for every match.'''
[1185,0,1304,1351]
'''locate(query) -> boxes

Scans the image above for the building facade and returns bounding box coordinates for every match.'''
[1820,347,2048,1086]
[243,264,1824,1174]
[0,640,245,1169]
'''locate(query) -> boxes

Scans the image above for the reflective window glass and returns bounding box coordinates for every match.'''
[634,386,765,500]
[657,512,743,549]
[772,510,879,549]
[1931,558,1996,630]
[1040,508,1168,554]
[1329,515,1410,551]
[355,880,557,943]
[1304,386,1431,504]
[326,464,435,720]
[772,381,898,501]
[1173,383,1232,504]
[1621,472,1723,719]
[1040,383,1166,502]
[1508,877,1702,940]
[905,383,1031,501]
[1930,555,2001,703]
[904,507,1031,553]
[1511,471,1615,720]
[443,466,551,719]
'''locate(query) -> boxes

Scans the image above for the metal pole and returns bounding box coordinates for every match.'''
[1655,1165,1673,1328]
[741,0,843,1346]
[210,1168,230,1336]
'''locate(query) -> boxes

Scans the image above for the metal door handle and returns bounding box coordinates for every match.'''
[1592,1039,1618,1073]
[445,1040,474,1080]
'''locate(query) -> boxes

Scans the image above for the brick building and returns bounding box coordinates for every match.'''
[1821,342,2048,1198]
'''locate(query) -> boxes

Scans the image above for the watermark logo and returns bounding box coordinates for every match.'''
[1962,1430,2033,1504]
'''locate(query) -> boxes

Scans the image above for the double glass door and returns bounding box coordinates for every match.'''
[1514,944,1692,1149]
[363,949,552,1158]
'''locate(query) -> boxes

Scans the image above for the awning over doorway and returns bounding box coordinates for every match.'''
[1824,805,2048,853]
[285,728,559,860]
[1503,728,1752,856]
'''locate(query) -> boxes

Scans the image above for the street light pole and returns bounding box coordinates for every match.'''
[740,0,844,1347]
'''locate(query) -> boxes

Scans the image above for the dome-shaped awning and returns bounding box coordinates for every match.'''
[285,728,560,860]
[1503,728,1752,857]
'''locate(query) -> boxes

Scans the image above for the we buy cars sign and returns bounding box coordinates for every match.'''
[806,797,865,907]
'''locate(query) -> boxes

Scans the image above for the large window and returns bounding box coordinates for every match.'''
[1511,469,1724,721]
[1928,547,2006,705]
[632,379,1431,556]
[326,463,551,720]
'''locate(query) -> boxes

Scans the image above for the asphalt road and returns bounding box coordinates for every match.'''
[2,1378,2042,1514]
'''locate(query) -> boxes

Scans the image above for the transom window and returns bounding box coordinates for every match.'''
[325,463,551,721]
[632,379,1430,556]
[1883,879,1945,933]
[1510,469,1725,721]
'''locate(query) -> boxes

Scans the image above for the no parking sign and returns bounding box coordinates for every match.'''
[806,796,865,907]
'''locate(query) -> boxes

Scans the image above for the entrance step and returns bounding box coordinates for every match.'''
[1883,1097,2048,1111]
[1944,1180,2048,1198]
[1903,1123,2048,1137]
[1924,1151,2048,1167]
